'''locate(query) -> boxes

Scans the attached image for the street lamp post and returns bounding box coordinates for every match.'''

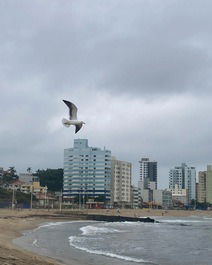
[59,190,62,212]
[30,186,33,210]
[12,185,15,210]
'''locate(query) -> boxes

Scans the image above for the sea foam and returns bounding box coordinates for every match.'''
[159,219,205,223]
[32,239,39,247]
[80,225,122,236]
[34,220,94,231]
[69,236,149,263]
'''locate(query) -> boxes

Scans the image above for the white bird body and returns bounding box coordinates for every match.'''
[62,118,84,126]
[62,100,85,133]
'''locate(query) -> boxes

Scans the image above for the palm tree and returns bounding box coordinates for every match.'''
[27,167,32,174]
[9,166,16,176]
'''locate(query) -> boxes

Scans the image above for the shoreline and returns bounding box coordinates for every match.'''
[0,209,211,265]
[0,209,86,265]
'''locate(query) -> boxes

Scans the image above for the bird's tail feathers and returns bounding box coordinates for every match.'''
[62,118,71,128]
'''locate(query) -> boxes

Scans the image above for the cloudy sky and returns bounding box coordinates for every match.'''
[1,0,212,187]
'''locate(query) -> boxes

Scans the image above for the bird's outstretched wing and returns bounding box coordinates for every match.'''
[75,124,83,133]
[63,100,78,120]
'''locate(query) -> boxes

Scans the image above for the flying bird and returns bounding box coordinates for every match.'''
[62,100,85,133]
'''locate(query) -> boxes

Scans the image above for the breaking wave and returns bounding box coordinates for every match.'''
[69,236,149,263]
[34,220,94,231]
[80,225,122,236]
[158,219,205,223]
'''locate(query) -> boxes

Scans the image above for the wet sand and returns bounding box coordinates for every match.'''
[0,208,211,265]
[0,209,84,265]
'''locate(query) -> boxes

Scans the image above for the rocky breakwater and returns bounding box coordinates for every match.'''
[86,214,156,223]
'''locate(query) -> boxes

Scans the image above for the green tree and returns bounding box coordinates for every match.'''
[27,167,32,173]
[2,167,18,183]
[36,168,63,192]
[0,187,34,204]
[94,195,107,202]
[196,202,211,210]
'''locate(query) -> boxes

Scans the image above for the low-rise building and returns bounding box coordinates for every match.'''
[9,176,47,196]
[153,189,173,208]
[131,186,141,208]
[162,190,173,209]
[168,184,188,206]
[19,173,34,184]
[141,189,151,203]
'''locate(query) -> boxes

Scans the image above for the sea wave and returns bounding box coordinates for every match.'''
[34,220,95,231]
[159,219,205,223]
[69,236,149,263]
[32,239,39,247]
[203,217,212,220]
[104,221,141,226]
[80,225,123,236]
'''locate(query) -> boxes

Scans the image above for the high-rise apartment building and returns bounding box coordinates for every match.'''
[63,139,112,203]
[111,158,132,207]
[197,171,207,203]
[206,165,212,204]
[139,158,157,189]
[169,163,196,203]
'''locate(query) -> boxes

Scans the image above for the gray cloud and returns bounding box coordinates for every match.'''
[2,0,212,96]
[1,0,212,187]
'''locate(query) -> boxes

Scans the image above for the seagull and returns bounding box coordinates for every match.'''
[62,100,85,133]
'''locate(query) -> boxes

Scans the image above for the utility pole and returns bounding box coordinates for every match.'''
[30,186,33,210]
[78,189,80,209]
[83,191,85,209]
[79,188,82,209]
[59,190,62,212]
[44,189,47,208]
[12,185,15,210]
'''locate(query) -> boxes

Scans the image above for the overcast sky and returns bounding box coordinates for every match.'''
[1,0,212,187]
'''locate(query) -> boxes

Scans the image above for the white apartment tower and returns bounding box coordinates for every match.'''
[112,157,132,207]
[169,163,196,203]
[63,139,112,203]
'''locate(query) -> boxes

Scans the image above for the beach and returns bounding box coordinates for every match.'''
[0,210,64,265]
[0,209,85,265]
[0,209,211,265]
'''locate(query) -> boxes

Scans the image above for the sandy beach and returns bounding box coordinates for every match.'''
[0,208,211,265]
[0,210,66,265]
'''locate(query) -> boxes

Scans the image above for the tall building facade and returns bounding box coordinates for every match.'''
[197,171,207,203]
[139,158,157,189]
[63,139,112,203]
[169,163,196,203]
[111,158,132,207]
[206,165,212,204]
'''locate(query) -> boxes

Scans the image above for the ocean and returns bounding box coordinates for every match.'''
[14,216,212,265]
